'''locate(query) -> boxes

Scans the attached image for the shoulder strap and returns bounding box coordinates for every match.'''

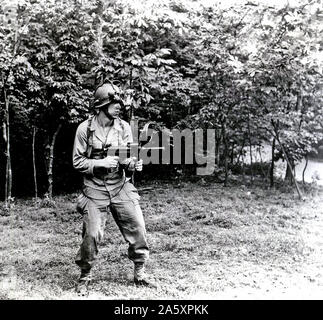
[118,117,125,132]
[86,115,94,158]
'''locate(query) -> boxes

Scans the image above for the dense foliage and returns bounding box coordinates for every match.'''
[0,0,322,201]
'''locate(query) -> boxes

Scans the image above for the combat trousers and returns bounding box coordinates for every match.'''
[75,181,149,271]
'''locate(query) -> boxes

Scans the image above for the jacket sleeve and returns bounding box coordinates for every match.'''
[72,122,96,176]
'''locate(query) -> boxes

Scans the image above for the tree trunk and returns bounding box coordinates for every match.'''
[230,142,235,164]
[45,123,62,199]
[215,141,220,165]
[249,139,253,183]
[242,155,245,184]
[222,123,228,187]
[32,126,38,199]
[302,154,308,185]
[247,115,253,184]
[236,138,245,166]
[216,129,221,166]
[3,90,12,209]
[2,17,19,210]
[284,159,295,185]
[129,68,134,121]
[258,144,267,181]
[271,120,303,199]
[215,129,221,165]
[270,138,275,188]
[281,146,302,199]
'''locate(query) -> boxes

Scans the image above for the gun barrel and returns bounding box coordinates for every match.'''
[141,147,165,150]
[107,146,165,150]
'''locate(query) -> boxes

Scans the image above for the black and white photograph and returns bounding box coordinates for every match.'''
[0,0,322,302]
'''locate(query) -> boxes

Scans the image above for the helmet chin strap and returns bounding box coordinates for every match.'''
[102,105,114,121]
[106,110,114,120]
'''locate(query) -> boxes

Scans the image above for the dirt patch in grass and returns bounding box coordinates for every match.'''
[0,180,323,299]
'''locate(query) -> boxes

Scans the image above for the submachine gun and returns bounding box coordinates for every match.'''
[102,121,167,181]
[103,121,165,158]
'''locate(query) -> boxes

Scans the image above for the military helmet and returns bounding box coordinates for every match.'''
[93,82,124,108]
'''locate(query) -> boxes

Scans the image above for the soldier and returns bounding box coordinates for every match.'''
[72,82,154,294]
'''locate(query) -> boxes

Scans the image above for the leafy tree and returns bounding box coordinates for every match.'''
[0,0,34,207]
[19,0,94,198]
[1,0,322,201]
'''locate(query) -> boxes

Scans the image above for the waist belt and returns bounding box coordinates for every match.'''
[93,166,120,177]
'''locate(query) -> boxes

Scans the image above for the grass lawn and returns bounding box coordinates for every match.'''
[0,179,323,300]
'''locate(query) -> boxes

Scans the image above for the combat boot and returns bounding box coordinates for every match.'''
[134,263,157,288]
[76,268,92,296]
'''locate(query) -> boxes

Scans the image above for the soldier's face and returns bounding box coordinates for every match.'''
[102,102,121,119]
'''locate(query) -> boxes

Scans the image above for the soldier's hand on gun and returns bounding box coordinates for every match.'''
[135,159,143,172]
[101,156,119,169]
